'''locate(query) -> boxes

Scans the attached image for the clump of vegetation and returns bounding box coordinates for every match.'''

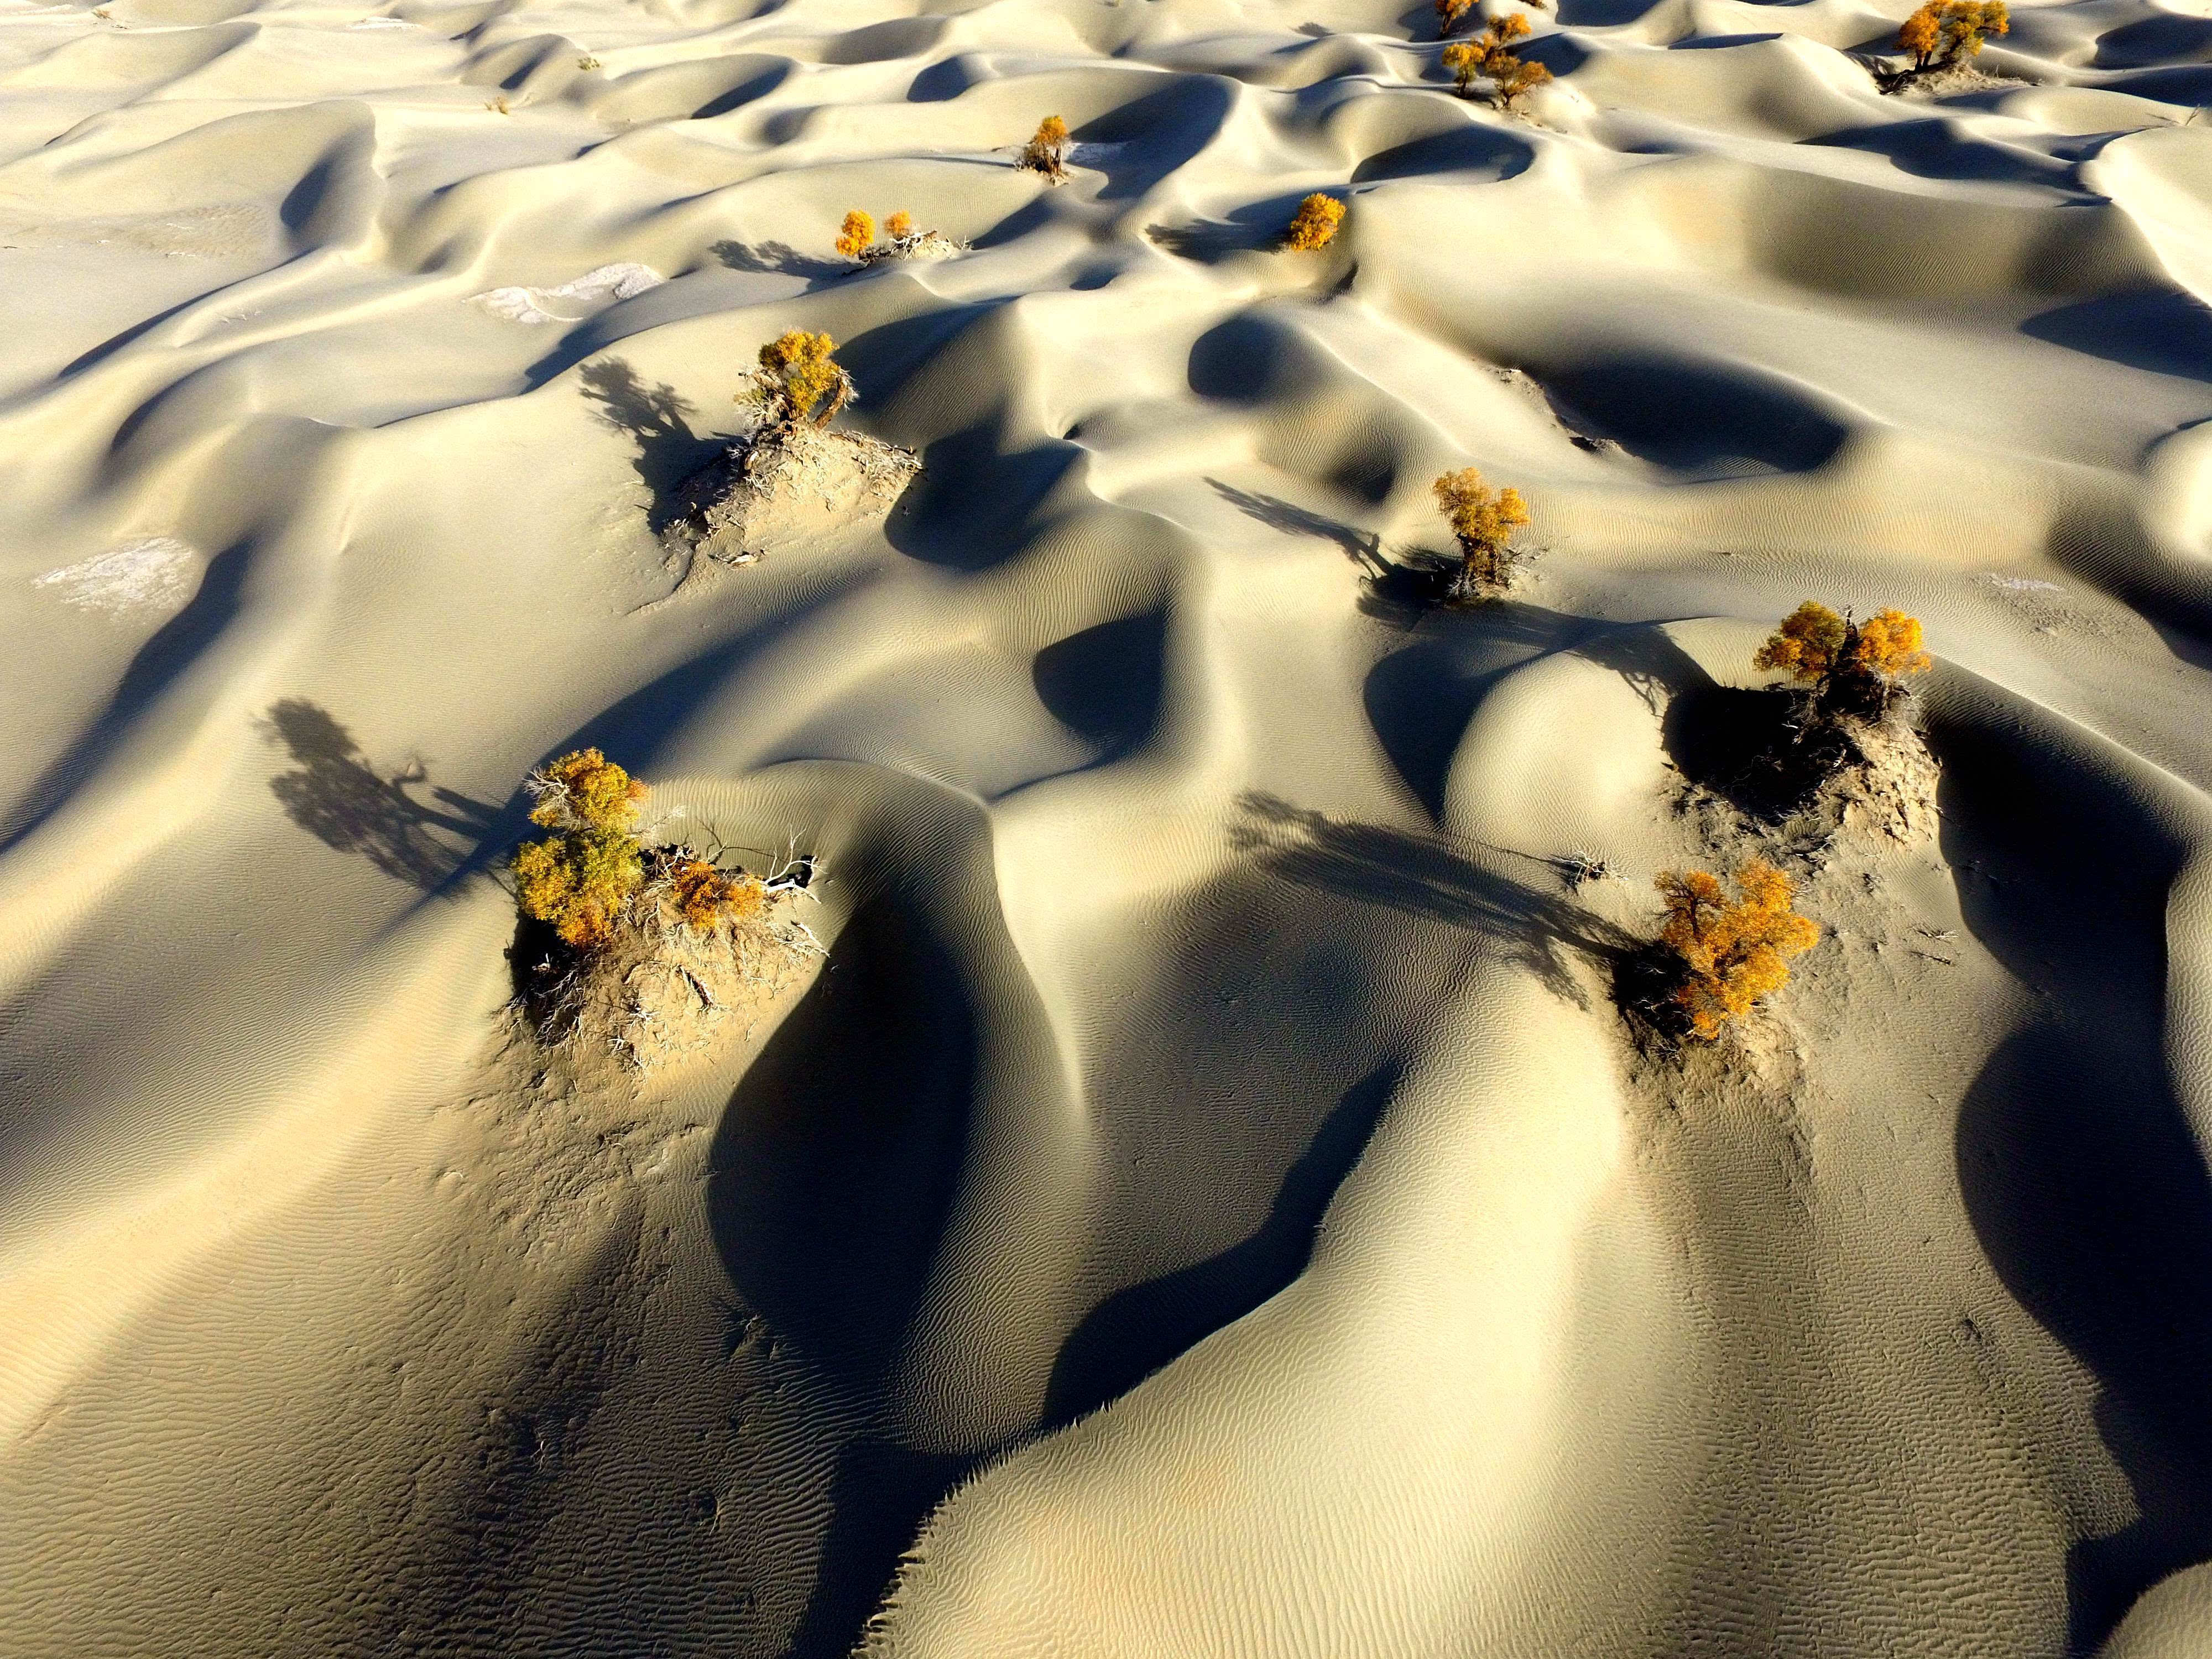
[835,208,875,259]
[667,329,920,571]
[1755,601,1931,723]
[1443,13,1551,106]
[1435,0,1473,34]
[1877,0,2007,88]
[514,748,648,949]
[744,329,855,434]
[509,749,818,1059]
[1432,466,1531,599]
[837,207,966,266]
[1284,194,1345,252]
[1019,115,1071,182]
[1644,859,1820,1041]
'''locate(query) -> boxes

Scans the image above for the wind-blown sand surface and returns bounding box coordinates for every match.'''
[5,0,2212,1651]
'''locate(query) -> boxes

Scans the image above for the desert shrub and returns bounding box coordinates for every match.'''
[886,210,913,240]
[509,750,820,1055]
[1755,601,1931,721]
[1284,194,1345,252]
[1432,466,1531,598]
[1435,0,1474,33]
[1897,0,2007,70]
[1651,859,1820,1040]
[1020,115,1070,182]
[835,209,875,259]
[1446,14,1550,103]
[1442,37,1483,94]
[744,330,854,432]
[513,749,647,949]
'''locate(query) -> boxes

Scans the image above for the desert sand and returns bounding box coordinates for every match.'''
[3,0,2212,1651]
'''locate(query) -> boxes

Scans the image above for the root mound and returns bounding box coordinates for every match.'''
[671,421,920,568]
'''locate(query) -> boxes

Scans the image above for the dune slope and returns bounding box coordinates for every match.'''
[4,0,2212,1653]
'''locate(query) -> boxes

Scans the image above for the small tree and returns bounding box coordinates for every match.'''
[1442,37,1483,94]
[513,749,647,950]
[1432,466,1530,599]
[1020,116,1070,182]
[835,208,875,259]
[1652,859,1820,1040]
[1435,0,1473,34]
[1754,601,1931,721]
[1284,194,1345,251]
[1897,0,2007,71]
[885,210,913,240]
[744,330,854,432]
[1480,13,1551,105]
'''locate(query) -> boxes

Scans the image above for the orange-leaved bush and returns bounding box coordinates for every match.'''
[835,209,875,259]
[1285,194,1345,252]
[1754,601,1931,716]
[1433,466,1530,598]
[1435,0,1474,33]
[886,209,914,241]
[1653,859,1820,1040]
[746,330,853,431]
[1020,115,1070,181]
[514,749,647,950]
[668,857,767,932]
[1898,0,2007,70]
[1479,12,1551,104]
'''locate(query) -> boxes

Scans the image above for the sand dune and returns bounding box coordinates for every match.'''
[4,0,2212,1651]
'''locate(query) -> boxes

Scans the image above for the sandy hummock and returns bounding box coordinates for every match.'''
[4,0,2212,1654]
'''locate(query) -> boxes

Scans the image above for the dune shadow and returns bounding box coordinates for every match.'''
[1044,1061,1398,1425]
[1942,718,2212,1655]
[261,698,496,888]
[1233,791,1630,1004]
[1032,611,1166,760]
[1806,120,2075,189]
[578,358,726,534]
[2022,291,2212,385]
[1,536,253,854]
[707,896,977,1386]
[1528,352,1850,477]
[1350,122,1534,184]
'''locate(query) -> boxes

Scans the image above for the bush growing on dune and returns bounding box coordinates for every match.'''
[1898,0,2007,70]
[838,207,966,267]
[1435,0,1474,34]
[1284,194,1345,252]
[510,749,817,1058]
[835,208,876,260]
[1432,466,1531,599]
[665,329,920,570]
[1877,0,2007,88]
[1444,14,1551,106]
[745,329,855,433]
[1755,600,1931,723]
[1645,859,1820,1041]
[1019,115,1071,182]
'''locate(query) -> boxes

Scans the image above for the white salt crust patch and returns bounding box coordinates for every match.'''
[470,263,665,325]
[33,538,199,615]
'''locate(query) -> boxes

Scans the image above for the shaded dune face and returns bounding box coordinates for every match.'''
[5,0,2212,1655]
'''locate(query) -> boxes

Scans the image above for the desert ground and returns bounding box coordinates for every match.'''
[4,0,2212,1651]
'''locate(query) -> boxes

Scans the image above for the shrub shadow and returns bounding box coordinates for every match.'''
[262,698,496,887]
[709,238,844,283]
[578,358,727,534]
[1232,791,1631,1005]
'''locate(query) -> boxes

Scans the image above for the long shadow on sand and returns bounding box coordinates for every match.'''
[262,697,497,887]
[578,358,726,535]
[1943,712,2212,1654]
